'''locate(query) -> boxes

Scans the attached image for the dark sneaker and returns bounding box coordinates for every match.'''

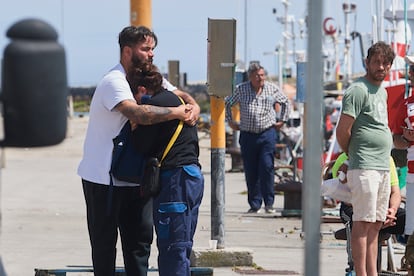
[265,207,276,214]
[247,208,261,214]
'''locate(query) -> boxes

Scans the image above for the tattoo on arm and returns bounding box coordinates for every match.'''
[122,104,172,125]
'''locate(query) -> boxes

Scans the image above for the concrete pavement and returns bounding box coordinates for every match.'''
[0,116,405,275]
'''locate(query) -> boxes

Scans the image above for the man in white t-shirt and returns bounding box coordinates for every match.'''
[77,26,200,276]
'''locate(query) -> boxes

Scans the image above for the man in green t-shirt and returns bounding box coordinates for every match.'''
[336,41,395,276]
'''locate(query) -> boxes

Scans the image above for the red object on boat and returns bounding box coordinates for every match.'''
[386,83,406,132]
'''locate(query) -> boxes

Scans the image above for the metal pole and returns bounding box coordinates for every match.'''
[283,1,289,69]
[210,96,226,249]
[168,60,180,88]
[344,0,351,84]
[244,0,248,68]
[207,18,236,249]
[278,45,284,94]
[303,0,323,275]
[130,0,152,27]
[0,149,5,275]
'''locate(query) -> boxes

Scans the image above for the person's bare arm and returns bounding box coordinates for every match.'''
[393,127,414,149]
[404,127,414,141]
[228,121,240,131]
[383,185,401,228]
[389,185,401,213]
[336,113,354,154]
[115,99,191,125]
[173,89,200,125]
[273,102,284,130]
[393,134,410,149]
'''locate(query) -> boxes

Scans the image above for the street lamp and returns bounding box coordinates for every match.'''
[264,43,283,93]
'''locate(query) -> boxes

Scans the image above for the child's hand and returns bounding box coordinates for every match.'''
[338,163,348,183]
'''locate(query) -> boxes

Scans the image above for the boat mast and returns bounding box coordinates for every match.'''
[342,1,357,85]
[276,0,295,78]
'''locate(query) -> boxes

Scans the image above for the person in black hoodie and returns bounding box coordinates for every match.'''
[127,64,204,276]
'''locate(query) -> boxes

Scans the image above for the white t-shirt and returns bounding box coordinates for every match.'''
[77,63,178,186]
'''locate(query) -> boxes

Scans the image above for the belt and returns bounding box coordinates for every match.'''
[241,126,274,134]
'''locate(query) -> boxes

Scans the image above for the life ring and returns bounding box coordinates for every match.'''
[323,17,337,36]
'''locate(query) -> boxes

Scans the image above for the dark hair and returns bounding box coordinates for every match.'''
[127,64,163,95]
[118,26,158,52]
[366,41,395,65]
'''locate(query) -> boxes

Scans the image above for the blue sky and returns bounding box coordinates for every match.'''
[0,0,408,87]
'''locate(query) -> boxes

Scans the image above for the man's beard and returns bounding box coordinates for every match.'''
[131,54,153,70]
[368,69,386,82]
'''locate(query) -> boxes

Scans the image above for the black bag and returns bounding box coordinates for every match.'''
[141,157,161,197]
[110,121,147,184]
[140,118,184,196]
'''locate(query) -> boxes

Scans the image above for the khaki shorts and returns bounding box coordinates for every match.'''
[347,169,390,222]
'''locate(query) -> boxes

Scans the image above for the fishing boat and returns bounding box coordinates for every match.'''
[381,0,414,130]
[322,0,414,162]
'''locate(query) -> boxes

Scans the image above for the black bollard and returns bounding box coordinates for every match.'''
[1,18,68,147]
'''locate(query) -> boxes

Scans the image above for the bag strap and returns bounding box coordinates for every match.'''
[160,96,185,164]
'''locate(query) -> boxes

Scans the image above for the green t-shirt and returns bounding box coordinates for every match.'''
[341,77,392,170]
